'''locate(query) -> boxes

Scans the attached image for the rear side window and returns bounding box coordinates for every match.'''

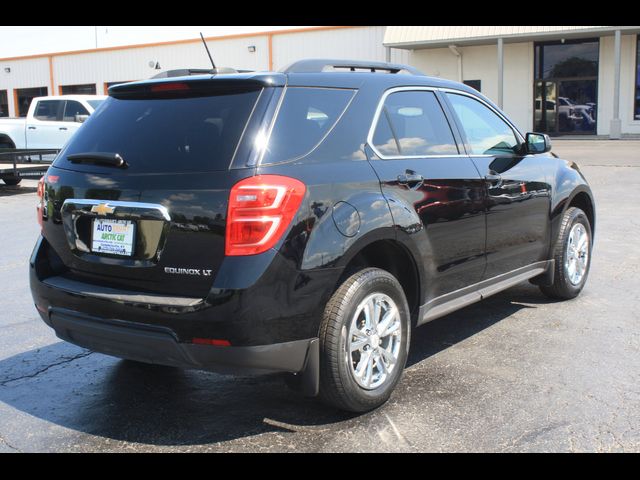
[262,87,355,164]
[34,100,63,121]
[372,90,458,157]
[55,89,262,173]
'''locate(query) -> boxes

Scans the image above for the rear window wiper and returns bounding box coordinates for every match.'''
[67,152,128,168]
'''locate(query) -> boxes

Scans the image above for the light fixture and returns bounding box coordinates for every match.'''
[4,67,10,73]
[248,45,256,53]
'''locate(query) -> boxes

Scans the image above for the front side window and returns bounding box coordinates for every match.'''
[34,100,64,121]
[262,87,355,164]
[372,90,458,157]
[446,93,519,156]
[63,100,89,122]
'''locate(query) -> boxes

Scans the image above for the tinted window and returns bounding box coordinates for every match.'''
[16,87,48,117]
[63,100,89,121]
[87,100,105,110]
[373,90,458,157]
[262,87,354,164]
[446,93,519,155]
[0,90,7,117]
[34,100,63,121]
[55,89,261,173]
[635,35,640,121]
[60,84,97,95]
[535,40,599,79]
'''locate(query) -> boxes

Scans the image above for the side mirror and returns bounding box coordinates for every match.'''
[525,132,551,154]
[75,114,89,124]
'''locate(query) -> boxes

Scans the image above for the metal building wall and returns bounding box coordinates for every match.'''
[1,26,403,112]
[0,56,51,116]
[53,35,269,94]
[272,26,408,71]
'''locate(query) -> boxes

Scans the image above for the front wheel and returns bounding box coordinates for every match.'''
[540,206,592,299]
[318,268,411,412]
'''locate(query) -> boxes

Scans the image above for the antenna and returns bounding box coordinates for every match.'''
[200,32,216,70]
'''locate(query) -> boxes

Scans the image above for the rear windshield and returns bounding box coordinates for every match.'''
[55,89,261,173]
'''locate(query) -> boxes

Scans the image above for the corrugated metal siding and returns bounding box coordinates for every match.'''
[384,26,616,46]
[0,56,50,91]
[54,35,269,90]
[273,26,398,71]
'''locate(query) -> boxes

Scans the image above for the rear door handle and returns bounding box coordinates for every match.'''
[28,126,36,130]
[397,171,424,189]
[59,127,68,131]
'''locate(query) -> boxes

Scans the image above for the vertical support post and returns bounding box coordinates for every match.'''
[610,29,622,139]
[497,37,504,109]
[385,46,391,63]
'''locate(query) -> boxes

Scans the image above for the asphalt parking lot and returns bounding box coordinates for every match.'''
[0,140,638,452]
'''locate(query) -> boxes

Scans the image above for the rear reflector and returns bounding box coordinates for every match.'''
[36,176,45,229]
[192,338,231,347]
[225,175,306,256]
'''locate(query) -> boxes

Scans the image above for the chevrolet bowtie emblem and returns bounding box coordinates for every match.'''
[91,203,115,215]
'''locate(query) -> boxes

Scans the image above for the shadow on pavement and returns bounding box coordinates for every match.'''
[0,283,555,448]
[0,185,37,197]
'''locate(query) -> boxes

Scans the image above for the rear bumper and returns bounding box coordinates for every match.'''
[48,307,318,379]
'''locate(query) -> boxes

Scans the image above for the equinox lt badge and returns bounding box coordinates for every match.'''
[164,267,212,276]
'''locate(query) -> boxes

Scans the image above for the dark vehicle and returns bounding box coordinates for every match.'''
[30,59,595,412]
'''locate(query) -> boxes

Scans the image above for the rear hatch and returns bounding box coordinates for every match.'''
[42,75,282,298]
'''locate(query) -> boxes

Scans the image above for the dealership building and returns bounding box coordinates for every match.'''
[1,25,639,138]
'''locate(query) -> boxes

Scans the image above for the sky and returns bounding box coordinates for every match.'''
[0,26,313,58]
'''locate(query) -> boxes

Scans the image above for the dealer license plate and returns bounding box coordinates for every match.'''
[91,219,135,257]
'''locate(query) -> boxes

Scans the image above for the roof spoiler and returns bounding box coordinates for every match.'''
[151,67,254,78]
[281,59,424,76]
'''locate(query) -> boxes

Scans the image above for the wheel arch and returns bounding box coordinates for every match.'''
[0,134,16,149]
[335,234,422,325]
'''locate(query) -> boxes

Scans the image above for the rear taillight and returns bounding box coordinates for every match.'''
[36,176,45,229]
[225,175,306,256]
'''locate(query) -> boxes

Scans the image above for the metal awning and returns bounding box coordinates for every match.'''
[384,26,640,49]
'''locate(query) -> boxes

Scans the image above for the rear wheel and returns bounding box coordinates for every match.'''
[540,207,592,299]
[318,268,411,412]
[2,177,21,186]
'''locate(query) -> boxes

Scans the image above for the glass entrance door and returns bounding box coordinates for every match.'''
[534,39,599,136]
[557,79,597,134]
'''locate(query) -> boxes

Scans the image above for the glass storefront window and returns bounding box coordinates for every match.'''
[534,39,599,135]
[16,87,48,117]
[635,35,640,121]
[535,39,599,79]
[60,84,97,95]
[0,90,8,117]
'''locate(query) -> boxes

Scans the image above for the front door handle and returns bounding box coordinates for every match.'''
[397,171,424,189]
[59,127,68,131]
[28,126,36,130]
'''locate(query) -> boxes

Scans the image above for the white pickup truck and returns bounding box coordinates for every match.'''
[0,95,106,149]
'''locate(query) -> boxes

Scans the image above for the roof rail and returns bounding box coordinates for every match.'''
[281,59,424,76]
[151,67,253,78]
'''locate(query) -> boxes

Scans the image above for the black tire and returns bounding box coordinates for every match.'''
[540,207,592,300]
[318,267,411,412]
[2,177,21,186]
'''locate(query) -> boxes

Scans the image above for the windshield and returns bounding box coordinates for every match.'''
[55,88,262,173]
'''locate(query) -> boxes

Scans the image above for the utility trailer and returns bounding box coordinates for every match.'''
[0,149,59,186]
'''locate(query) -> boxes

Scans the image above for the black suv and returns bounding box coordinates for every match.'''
[30,59,595,412]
